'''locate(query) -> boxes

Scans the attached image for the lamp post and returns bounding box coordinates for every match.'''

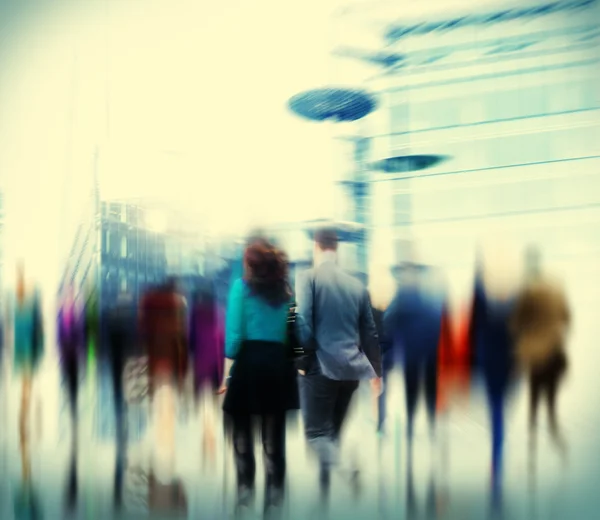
[288,87,378,284]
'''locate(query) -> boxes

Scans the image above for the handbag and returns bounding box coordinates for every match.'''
[290,276,318,371]
[286,301,305,359]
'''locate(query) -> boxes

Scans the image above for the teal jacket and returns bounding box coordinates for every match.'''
[225,279,289,359]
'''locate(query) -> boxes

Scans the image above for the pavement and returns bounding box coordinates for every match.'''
[1,308,599,519]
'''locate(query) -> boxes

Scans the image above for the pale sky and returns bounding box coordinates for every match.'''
[0,0,373,290]
[0,0,552,292]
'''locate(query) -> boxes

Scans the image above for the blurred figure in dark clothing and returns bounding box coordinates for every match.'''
[384,263,445,447]
[139,278,188,397]
[470,252,518,479]
[107,290,138,440]
[57,286,83,436]
[510,246,570,453]
[372,305,393,434]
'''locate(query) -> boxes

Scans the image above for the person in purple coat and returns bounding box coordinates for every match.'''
[189,281,224,464]
[190,282,224,395]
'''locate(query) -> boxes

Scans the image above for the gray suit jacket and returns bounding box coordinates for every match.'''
[295,260,381,381]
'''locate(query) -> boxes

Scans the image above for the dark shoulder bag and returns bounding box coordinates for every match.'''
[286,299,304,359]
[289,276,317,370]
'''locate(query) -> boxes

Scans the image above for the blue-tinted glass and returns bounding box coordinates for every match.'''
[484,11,514,23]
[390,104,410,133]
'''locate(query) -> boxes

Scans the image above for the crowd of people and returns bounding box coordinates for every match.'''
[1,229,572,519]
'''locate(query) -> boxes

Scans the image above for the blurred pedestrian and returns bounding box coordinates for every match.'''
[384,263,445,448]
[219,238,299,514]
[57,285,83,439]
[189,280,224,465]
[510,246,570,453]
[295,227,381,500]
[139,278,188,397]
[469,252,518,479]
[106,290,138,441]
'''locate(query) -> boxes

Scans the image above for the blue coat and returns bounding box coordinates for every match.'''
[469,275,516,391]
[384,286,444,364]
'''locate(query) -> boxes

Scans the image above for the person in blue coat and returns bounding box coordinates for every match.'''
[383,263,446,446]
[469,263,517,479]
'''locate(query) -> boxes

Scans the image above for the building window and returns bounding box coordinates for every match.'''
[126,206,139,226]
[485,89,520,121]
[109,203,121,221]
[121,236,127,258]
[393,192,412,226]
[390,104,411,133]
[517,87,547,118]
[459,95,485,125]
[548,82,590,113]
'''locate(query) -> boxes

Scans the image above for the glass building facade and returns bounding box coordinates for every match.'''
[60,197,214,318]
[336,0,600,302]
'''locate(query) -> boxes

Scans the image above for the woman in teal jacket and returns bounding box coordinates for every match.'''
[219,238,299,515]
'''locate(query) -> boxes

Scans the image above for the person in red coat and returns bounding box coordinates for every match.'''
[139,278,188,397]
[437,305,473,413]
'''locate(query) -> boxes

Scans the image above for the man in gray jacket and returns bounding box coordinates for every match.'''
[295,228,382,495]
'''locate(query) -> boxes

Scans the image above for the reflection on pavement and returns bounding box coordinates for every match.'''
[0,346,599,519]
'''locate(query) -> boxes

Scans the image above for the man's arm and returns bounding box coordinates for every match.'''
[295,271,316,350]
[359,288,382,377]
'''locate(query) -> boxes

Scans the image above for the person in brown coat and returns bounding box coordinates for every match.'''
[510,246,570,451]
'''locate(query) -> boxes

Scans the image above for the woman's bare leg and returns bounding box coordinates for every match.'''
[199,384,217,468]
[20,374,32,438]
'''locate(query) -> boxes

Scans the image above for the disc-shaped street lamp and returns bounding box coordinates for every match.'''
[288,87,377,122]
[370,154,447,173]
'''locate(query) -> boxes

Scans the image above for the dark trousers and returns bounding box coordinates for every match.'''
[483,370,511,476]
[377,351,395,432]
[231,413,286,492]
[404,356,438,434]
[377,368,390,433]
[63,353,79,420]
[108,341,126,418]
[529,350,567,432]
[299,366,359,472]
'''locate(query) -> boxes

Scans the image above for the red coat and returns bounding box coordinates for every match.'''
[139,289,188,383]
[437,304,472,412]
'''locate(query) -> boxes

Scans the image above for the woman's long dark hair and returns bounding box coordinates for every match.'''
[243,238,291,307]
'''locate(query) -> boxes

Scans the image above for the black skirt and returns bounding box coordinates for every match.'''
[223,340,300,416]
